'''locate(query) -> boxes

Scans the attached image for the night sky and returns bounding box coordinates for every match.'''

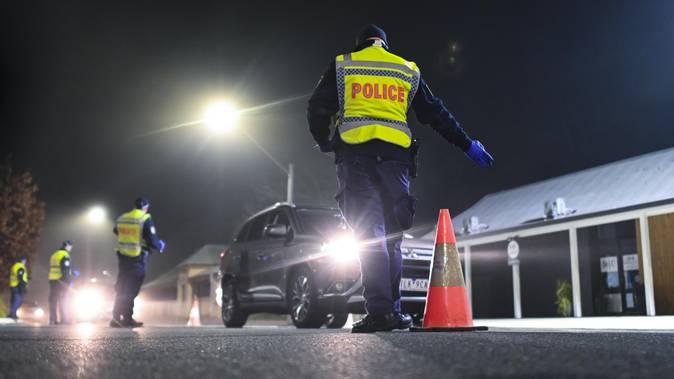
[2,1,674,299]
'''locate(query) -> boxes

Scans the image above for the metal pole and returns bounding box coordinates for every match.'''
[286,163,294,204]
[86,233,92,280]
[639,214,656,316]
[512,263,522,319]
[568,228,582,317]
[464,245,472,310]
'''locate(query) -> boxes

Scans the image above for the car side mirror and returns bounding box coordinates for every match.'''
[264,224,290,238]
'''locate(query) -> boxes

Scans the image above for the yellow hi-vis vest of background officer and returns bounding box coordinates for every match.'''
[116,209,151,258]
[9,262,28,288]
[335,41,420,148]
[48,250,70,280]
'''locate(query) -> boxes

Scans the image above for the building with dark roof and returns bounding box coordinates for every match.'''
[141,244,225,323]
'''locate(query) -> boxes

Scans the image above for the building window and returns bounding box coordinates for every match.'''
[578,220,646,316]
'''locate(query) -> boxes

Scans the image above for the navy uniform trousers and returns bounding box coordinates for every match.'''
[113,251,148,320]
[9,287,23,319]
[335,155,416,316]
[49,280,69,323]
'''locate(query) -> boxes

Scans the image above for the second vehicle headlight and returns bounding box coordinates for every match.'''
[74,287,103,320]
[322,236,360,263]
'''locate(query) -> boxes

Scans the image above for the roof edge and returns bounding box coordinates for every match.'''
[456,197,674,242]
[480,146,674,200]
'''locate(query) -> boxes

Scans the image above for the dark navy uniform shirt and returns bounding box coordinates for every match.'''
[307,40,473,163]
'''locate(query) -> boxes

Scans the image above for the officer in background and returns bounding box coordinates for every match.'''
[48,240,73,325]
[307,25,493,333]
[110,197,165,328]
[8,256,28,320]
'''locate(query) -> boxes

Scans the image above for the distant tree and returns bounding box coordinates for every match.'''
[0,159,45,291]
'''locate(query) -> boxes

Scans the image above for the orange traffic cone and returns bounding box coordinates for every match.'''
[186,297,201,326]
[410,209,487,332]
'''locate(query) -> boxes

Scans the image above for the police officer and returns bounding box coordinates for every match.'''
[8,256,28,320]
[110,197,165,328]
[48,240,73,325]
[307,25,493,333]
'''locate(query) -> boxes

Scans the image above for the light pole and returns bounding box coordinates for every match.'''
[83,205,107,279]
[203,100,295,204]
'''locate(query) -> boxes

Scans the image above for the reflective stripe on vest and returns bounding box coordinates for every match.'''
[48,250,70,280]
[9,262,27,287]
[116,209,151,257]
[335,45,420,148]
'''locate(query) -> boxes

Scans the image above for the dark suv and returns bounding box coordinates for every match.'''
[219,202,432,328]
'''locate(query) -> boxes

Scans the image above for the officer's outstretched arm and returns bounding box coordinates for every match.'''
[142,218,165,253]
[411,77,471,151]
[412,76,493,166]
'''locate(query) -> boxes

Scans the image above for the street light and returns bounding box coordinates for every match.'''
[202,100,295,204]
[203,101,239,134]
[87,206,106,224]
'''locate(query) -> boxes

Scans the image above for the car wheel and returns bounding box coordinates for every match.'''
[289,267,326,328]
[325,312,349,329]
[221,281,248,327]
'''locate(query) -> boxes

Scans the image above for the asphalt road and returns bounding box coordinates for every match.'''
[1,324,673,378]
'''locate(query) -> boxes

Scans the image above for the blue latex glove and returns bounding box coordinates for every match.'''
[157,240,166,254]
[465,140,494,167]
[72,270,81,277]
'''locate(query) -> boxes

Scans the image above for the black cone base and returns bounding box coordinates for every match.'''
[409,325,488,332]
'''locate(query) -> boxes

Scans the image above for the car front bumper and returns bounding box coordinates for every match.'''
[317,256,431,315]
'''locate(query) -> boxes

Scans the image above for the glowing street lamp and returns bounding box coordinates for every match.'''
[87,206,106,225]
[203,101,239,134]
[201,99,295,203]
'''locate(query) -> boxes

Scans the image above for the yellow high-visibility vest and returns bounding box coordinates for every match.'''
[48,250,70,280]
[116,209,151,257]
[9,262,27,288]
[335,41,420,148]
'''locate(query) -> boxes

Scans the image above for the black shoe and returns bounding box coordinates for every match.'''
[351,313,398,333]
[123,318,144,328]
[351,315,370,330]
[109,319,124,328]
[395,313,413,330]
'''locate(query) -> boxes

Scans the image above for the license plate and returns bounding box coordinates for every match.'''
[400,278,429,292]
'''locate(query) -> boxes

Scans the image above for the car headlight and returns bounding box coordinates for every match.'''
[34,307,45,318]
[74,288,103,320]
[322,236,360,263]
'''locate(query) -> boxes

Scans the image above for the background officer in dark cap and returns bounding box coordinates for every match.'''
[307,24,493,333]
[111,197,165,327]
[48,240,73,325]
[8,256,28,320]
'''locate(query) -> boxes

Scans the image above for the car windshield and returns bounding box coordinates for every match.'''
[296,208,345,237]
